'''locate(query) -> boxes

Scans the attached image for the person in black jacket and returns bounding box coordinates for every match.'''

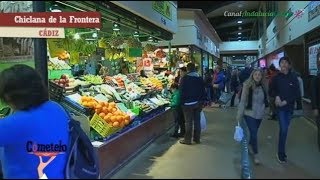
[204,68,214,105]
[270,56,300,163]
[311,51,320,151]
[230,69,240,107]
[179,63,206,145]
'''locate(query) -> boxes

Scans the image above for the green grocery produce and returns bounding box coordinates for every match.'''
[83,75,103,84]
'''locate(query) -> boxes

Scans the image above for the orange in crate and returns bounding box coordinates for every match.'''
[90,113,121,137]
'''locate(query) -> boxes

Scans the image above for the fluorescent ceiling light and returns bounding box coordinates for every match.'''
[50,4,62,12]
[133,31,139,37]
[238,40,241,41]
[113,23,120,31]
[239,26,242,30]
[148,36,153,42]
[74,33,80,40]
[238,36,241,39]
[237,20,243,24]
[238,32,242,35]
[233,56,235,57]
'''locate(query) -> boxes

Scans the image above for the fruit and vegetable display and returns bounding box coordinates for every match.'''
[57,50,70,60]
[50,70,172,140]
[94,101,131,128]
[52,74,76,88]
[83,75,104,85]
[48,58,71,70]
[140,77,163,90]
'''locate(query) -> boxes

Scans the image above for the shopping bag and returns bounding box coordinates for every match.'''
[219,92,232,104]
[200,111,207,132]
[234,121,243,142]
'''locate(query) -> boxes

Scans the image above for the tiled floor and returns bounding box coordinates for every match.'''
[110,107,320,179]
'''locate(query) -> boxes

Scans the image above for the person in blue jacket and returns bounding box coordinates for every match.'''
[0,64,69,179]
[270,56,300,163]
[213,65,225,103]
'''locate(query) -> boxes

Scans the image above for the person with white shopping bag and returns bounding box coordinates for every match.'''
[200,111,207,132]
[235,69,268,165]
[179,63,206,145]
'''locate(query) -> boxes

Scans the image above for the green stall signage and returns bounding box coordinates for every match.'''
[152,1,172,20]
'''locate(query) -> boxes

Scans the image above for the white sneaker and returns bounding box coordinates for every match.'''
[253,154,261,165]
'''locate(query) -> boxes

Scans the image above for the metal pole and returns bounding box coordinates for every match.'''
[168,41,171,71]
[33,1,48,87]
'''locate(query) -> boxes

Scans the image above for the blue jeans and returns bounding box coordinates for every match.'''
[277,110,293,159]
[205,86,213,102]
[244,115,262,154]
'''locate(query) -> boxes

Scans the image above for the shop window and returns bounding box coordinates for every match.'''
[0,1,34,72]
[0,1,35,109]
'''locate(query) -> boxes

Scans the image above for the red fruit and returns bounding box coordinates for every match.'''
[61,74,67,79]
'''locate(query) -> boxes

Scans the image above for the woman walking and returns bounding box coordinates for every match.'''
[236,69,268,165]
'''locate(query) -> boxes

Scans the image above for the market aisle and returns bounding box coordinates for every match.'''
[110,107,242,179]
[110,107,320,179]
[252,115,320,179]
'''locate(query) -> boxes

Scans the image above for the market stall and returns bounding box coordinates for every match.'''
[44,1,177,178]
[157,8,221,76]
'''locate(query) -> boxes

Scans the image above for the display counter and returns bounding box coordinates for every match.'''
[94,108,174,178]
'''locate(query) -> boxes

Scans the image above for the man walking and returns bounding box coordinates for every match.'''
[270,56,300,163]
[179,63,206,145]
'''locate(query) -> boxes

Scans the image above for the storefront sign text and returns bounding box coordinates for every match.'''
[308,1,320,22]
[0,27,65,38]
[0,12,101,28]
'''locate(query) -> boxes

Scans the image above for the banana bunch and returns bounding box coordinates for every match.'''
[126,37,142,48]
[98,38,108,48]
[144,44,157,52]
[109,35,124,48]
[83,43,96,55]
[148,77,163,89]
[69,51,80,65]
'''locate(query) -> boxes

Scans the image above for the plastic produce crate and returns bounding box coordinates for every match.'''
[49,81,65,102]
[90,113,121,138]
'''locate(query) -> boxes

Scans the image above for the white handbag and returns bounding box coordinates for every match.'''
[234,121,244,142]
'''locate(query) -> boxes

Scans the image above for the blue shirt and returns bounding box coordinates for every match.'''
[0,101,69,179]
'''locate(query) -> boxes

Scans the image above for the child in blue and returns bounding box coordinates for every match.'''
[0,65,69,178]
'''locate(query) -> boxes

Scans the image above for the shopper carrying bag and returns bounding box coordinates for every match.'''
[236,69,268,165]
[234,121,243,142]
[200,111,207,132]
